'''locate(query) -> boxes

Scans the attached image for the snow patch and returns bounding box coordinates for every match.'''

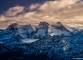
[21,39,39,43]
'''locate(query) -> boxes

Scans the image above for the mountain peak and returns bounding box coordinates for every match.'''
[55,22,62,26]
[52,22,69,31]
[56,22,62,24]
[38,21,49,29]
[36,22,49,38]
[6,23,19,32]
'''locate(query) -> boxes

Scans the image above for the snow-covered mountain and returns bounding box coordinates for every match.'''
[0,23,35,41]
[36,22,49,38]
[6,23,19,32]
[48,22,72,36]
[0,22,83,60]
[0,22,80,41]
[18,24,34,39]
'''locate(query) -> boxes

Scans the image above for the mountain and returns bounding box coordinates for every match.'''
[0,23,35,41]
[36,22,49,38]
[52,22,69,31]
[0,22,79,41]
[18,24,34,39]
[48,22,72,36]
[0,23,19,41]
[6,23,19,32]
[0,22,83,60]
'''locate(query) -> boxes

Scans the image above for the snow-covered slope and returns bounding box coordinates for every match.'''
[19,24,34,34]
[18,24,34,39]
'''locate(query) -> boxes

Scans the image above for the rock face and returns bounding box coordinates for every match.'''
[36,22,49,38]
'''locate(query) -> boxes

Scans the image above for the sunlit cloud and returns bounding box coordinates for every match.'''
[4,5,25,17]
[29,3,40,11]
[0,0,83,26]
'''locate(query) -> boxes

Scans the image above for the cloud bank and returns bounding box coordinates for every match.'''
[0,0,83,26]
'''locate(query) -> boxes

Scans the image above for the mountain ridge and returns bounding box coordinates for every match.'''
[0,21,79,41]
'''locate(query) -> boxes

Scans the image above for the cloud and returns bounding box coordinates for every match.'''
[29,3,40,11]
[38,0,78,11]
[0,15,6,21]
[4,6,25,17]
[0,0,83,26]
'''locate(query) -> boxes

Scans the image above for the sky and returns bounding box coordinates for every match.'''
[0,0,46,14]
[0,0,83,27]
